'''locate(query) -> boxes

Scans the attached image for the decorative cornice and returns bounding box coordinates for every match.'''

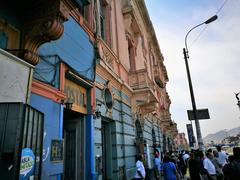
[22,0,70,65]
[31,80,66,103]
[134,0,169,82]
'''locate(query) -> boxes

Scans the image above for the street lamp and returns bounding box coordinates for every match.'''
[183,15,218,150]
[235,92,240,109]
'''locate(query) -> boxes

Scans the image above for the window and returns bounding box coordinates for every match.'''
[100,0,111,46]
[151,53,157,66]
[0,18,20,50]
[135,119,143,142]
[100,1,106,40]
[77,0,91,21]
[128,38,136,72]
[0,31,8,49]
[71,0,91,26]
[72,0,90,8]
[152,129,156,147]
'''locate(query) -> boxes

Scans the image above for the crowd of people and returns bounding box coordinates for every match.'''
[134,146,240,180]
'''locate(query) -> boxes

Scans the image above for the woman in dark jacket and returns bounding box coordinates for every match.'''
[189,151,201,180]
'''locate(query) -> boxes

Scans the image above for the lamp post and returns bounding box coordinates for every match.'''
[235,92,240,110]
[183,15,217,150]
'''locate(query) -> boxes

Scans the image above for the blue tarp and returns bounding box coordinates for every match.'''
[38,17,95,81]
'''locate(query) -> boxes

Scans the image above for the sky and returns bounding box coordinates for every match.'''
[145,0,240,138]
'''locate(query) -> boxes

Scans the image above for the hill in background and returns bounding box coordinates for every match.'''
[203,127,240,144]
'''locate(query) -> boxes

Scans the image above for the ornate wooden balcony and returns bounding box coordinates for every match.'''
[130,68,158,114]
[161,121,177,137]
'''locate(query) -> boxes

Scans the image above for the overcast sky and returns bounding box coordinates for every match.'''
[145,0,240,138]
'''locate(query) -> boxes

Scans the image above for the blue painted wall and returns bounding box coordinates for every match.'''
[30,94,63,180]
[86,114,95,179]
[38,17,95,81]
[0,32,8,49]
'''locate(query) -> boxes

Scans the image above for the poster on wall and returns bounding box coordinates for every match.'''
[50,139,63,162]
[19,148,35,180]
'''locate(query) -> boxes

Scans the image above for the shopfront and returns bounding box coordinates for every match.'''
[63,76,89,179]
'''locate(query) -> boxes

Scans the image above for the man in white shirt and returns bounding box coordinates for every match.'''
[216,146,228,167]
[134,154,146,180]
[204,152,217,180]
[183,151,190,162]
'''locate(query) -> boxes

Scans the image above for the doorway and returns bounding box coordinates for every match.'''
[102,120,113,180]
[63,109,85,180]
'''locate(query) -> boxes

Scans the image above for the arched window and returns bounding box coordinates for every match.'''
[152,128,156,148]
[163,134,166,152]
[135,119,143,142]
[0,31,8,49]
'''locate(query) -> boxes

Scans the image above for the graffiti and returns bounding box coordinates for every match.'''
[42,131,50,162]
[36,131,50,162]
[42,147,50,162]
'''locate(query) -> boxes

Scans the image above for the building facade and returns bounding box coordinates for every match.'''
[0,0,178,179]
[0,0,96,179]
[174,133,189,151]
[94,0,178,179]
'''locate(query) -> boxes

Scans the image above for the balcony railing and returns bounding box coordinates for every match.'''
[130,68,159,114]
[129,68,154,90]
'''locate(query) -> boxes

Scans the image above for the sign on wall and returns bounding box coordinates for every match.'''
[50,139,63,162]
[64,78,87,114]
[19,148,35,180]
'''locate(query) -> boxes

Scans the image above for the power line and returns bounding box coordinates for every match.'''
[189,26,207,47]
[189,0,229,47]
[216,0,229,15]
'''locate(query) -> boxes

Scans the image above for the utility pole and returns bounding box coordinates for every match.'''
[183,15,217,150]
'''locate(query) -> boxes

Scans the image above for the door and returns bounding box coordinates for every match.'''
[102,120,112,180]
[63,110,84,180]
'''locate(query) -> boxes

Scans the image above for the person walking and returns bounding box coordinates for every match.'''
[203,152,217,180]
[188,151,201,180]
[161,155,179,180]
[134,154,146,180]
[222,155,234,180]
[198,151,208,180]
[178,152,187,178]
[228,147,240,180]
[211,151,223,180]
[153,149,161,180]
[216,146,228,167]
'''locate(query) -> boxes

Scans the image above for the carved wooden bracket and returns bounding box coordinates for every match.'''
[22,0,70,65]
